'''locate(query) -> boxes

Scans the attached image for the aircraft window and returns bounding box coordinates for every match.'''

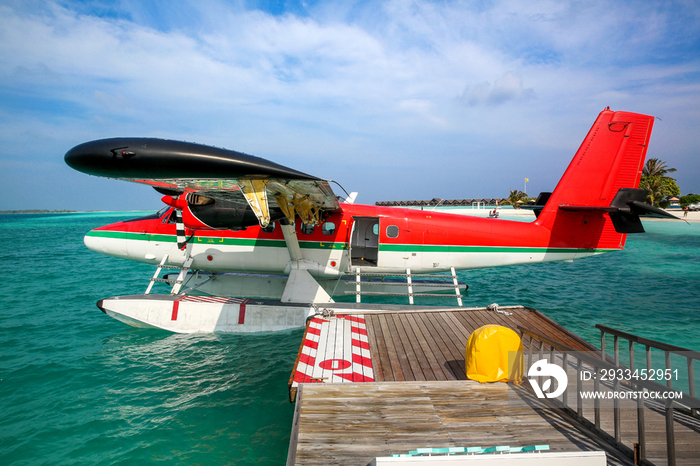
[372,224,379,235]
[386,225,399,238]
[322,222,336,235]
[301,223,315,235]
[163,210,178,224]
[262,223,275,233]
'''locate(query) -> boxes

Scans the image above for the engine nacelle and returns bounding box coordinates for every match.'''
[162,194,285,230]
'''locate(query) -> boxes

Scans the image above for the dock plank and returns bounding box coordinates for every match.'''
[364,314,388,382]
[384,313,416,381]
[428,312,468,378]
[398,313,439,381]
[376,313,405,381]
[390,313,428,381]
[412,312,460,379]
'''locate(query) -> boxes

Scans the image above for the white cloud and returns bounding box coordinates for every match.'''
[460,72,536,106]
[0,0,699,209]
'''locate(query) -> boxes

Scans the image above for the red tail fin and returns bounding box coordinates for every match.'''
[536,108,655,250]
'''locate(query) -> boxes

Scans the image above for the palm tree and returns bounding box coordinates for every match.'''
[501,190,528,209]
[643,158,677,178]
[640,158,678,205]
[641,176,667,207]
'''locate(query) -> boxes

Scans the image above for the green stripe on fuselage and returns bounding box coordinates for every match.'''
[378,243,614,254]
[379,244,614,254]
[85,230,346,250]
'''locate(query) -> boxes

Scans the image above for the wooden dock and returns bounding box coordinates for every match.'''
[289,381,626,465]
[286,305,700,466]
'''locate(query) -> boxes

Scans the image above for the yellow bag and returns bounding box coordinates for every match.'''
[465,325,523,384]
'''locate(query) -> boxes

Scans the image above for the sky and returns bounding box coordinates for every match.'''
[1,0,699,211]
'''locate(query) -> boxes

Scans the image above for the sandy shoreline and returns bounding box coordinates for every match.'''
[428,206,700,223]
[646,209,700,223]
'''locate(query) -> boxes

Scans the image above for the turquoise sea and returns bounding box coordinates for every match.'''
[1,211,699,465]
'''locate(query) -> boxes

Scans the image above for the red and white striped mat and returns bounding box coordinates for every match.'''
[292,314,374,386]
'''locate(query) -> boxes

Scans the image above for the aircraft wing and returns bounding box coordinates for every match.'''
[65,138,341,226]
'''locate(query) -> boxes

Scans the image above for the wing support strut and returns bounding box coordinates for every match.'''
[279,223,334,304]
[238,179,271,227]
[275,193,296,225]
[280,223,303,262]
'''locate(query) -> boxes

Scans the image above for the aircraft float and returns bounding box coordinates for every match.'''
[65,108,675,333]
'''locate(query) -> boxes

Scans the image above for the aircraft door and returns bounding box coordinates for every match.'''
[349,217,379,267]
[378,217,409,269]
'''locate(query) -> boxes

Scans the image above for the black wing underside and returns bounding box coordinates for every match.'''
[65,137,341,226]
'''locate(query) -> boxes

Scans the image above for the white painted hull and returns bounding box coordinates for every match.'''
[98,295,315,333]
[85,232,604,277]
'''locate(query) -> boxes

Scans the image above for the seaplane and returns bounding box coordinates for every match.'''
[65,108,675,333]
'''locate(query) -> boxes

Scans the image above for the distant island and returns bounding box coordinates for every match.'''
[376,198,504,207]
[0,209,77,215]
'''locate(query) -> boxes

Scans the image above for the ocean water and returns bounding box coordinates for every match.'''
[1,212,699,465]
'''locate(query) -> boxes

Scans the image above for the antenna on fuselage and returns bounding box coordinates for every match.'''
[344,192,358,204]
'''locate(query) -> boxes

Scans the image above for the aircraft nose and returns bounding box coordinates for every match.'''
[84,228,128,257]
[83,231,102,254]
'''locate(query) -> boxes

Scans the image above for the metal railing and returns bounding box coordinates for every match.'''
[346,267,463,307]
[519,326,700,466]
[597,324,700,414]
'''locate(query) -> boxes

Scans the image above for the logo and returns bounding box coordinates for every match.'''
[527,359,568,398]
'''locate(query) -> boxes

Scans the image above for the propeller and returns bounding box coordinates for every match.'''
[160,193,189,250]
[174,207,188,250]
